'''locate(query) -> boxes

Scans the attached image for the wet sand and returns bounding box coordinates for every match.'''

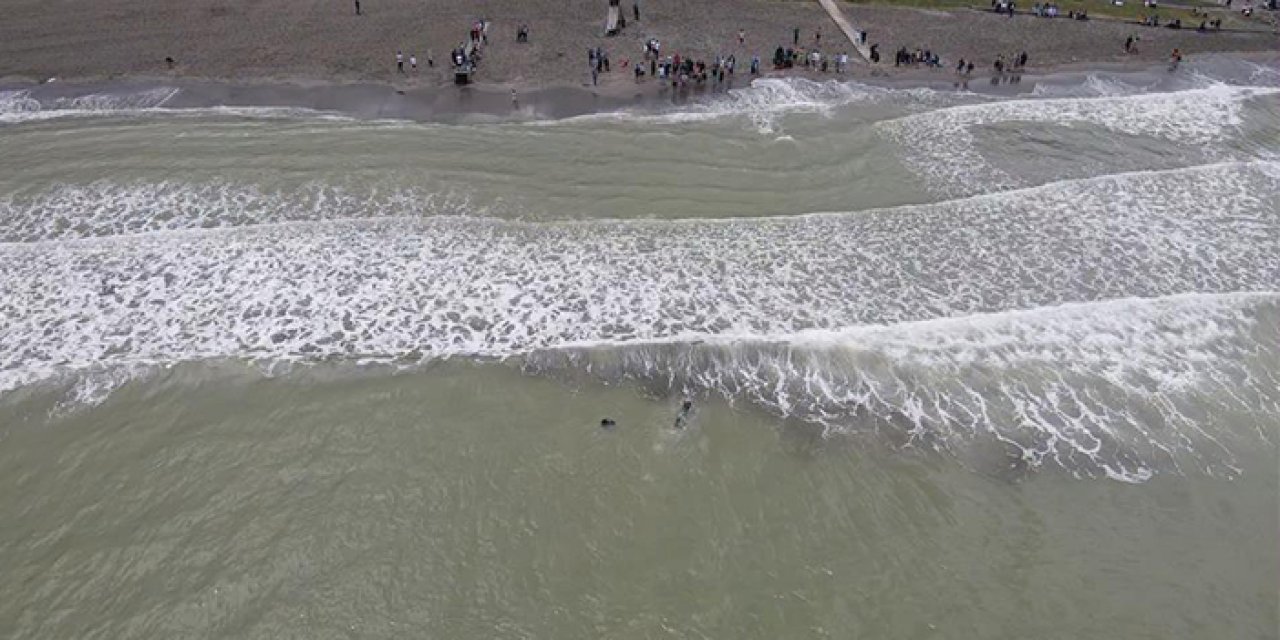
[4,49,1276,126]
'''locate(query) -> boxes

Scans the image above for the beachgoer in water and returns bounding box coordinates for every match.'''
[674,400,694,428]
[600,418,616,429]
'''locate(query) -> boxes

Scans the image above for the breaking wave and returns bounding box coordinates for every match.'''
[2,70,1279,481]
[1,160,1277,481]
[527,293,1280,482]
[551,77,974,134]
[878,84,1280,196]
[0,181,483,243]
[0,87,359,124]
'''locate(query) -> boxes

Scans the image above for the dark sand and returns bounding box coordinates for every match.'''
[1,0,1275,93]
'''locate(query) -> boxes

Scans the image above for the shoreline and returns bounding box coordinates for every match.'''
[3,0,1277,109]
[3,50,1277,124]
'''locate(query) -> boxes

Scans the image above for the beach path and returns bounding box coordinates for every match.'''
[816,0,873,61]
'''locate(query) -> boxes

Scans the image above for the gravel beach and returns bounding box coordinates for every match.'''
[1,0,1275,92]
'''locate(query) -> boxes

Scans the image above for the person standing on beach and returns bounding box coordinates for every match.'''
[354,0,361,15]
[634,2,641,22]
[738,29,746,45]
[410,54,417,72]
[396,51,404,73]
[793,27,800,45]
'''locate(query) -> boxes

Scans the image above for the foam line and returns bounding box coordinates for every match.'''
[526,292,1279,481]
[1,161,1275,396]
[2,160,1273,244]
[877,84,1280,196]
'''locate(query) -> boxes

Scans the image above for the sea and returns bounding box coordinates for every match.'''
[1,56,1277,638]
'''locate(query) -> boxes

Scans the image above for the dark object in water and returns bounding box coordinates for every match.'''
[673,400,694,428]
[600,418,617,429]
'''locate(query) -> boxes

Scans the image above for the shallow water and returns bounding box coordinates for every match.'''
[1,57,1278,638]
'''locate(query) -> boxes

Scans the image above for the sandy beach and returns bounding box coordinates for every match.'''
[1,0,1275,94]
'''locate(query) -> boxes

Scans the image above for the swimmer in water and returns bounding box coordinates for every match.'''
[600,418,616,429]
[673,399,693,428]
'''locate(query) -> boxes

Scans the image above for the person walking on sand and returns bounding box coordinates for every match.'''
[634,2,641,22]
[793,27,800,45]
[396,51,404,73]
[354,0,361,15]
[738,29,746,45]
[410,54,417,72]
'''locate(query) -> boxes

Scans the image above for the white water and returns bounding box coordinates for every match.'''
[2,73,1278,481]
[878,84,1279,195]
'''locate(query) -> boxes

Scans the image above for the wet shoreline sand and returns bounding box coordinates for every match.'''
[3,49,1275,125]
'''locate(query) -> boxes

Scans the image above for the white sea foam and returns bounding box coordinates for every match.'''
[0,89,43,113]
[1,160,1275,382]
[1,161,1276,478]
[878,84,1280,196]
[528,292,1280,481]
[0,182,483,243]
[550,77,974,134]
[0,87,365,125]
[1245,60,1280,86]
[1028,74,1160,98]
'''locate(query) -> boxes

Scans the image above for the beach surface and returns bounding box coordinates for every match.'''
[1,0,1275,93]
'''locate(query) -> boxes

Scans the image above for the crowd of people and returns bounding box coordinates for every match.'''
[617,29,861,91]
[894,47,942,68]
[1030,3,1092,19]
[1138,13,1224,30]
[383,0,1262,97]
[769,45,855,73]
